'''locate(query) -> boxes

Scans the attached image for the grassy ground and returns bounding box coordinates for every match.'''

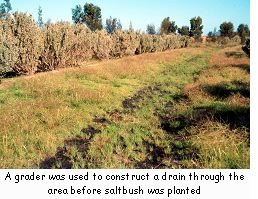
[0,45,249,168]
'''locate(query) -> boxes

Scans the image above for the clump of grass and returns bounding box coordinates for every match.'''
[190,121,249,168]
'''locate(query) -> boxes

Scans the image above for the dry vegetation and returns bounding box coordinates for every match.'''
[0,12,190,76]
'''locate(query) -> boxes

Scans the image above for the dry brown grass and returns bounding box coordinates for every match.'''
[209,46,249,67]
[70,47,205,78]
[225,93,249,105]
[190,121,249,168]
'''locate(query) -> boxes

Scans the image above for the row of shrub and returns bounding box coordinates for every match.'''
[206,35,242,46]
[0,12,191,76]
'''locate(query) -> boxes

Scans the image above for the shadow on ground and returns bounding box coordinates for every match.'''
[39,84,190,169]
[157,100,250,133]
[225,51,246,59]
[231,64,250,74]
[203,80,250,99]
[191,105,250,130]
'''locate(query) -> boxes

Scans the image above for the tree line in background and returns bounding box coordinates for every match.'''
[71,2,249,43]
[71,3,204,37]
[0,0,250,41]
[0,0,251,40]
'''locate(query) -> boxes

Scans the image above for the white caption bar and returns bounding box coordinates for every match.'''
[0,169,250,199]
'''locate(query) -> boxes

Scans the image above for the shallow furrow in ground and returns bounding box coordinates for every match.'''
[39,51,211,169]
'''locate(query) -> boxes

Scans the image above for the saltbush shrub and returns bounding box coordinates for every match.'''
[0,12,42,75]
[91,30,113,59]
[39,22,76,71]
[220,37,230,45]
[180,36,192,48]
[69,24,94,63]
[110,30,140,57]
[152,35,166,52]
[231,35,241,44]
[207,35,241,46]
[163,34,182,50]
[0,17,18,74]
[136,34,190,54]
[136,33,153,54]
[38,23,95,71]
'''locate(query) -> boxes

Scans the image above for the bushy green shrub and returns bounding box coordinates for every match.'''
[0,17,18,74]
[0,12,42,75]
[70,24,94,63]
[231,35,241,44]
[136,33,154,54]
[208,35,241,46]
[110,30,140,57]
[38,22,76,71]
[91,30,113,59]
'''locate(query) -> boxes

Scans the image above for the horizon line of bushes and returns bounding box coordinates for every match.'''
[0,12,191,76]
[0,1,249,77]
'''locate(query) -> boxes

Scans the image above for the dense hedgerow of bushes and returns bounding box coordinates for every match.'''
[207,35,241,46]
[111,30,140,57]
[0,12,191,76]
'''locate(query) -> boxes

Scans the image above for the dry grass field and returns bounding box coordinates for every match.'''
[0,45,249,168]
